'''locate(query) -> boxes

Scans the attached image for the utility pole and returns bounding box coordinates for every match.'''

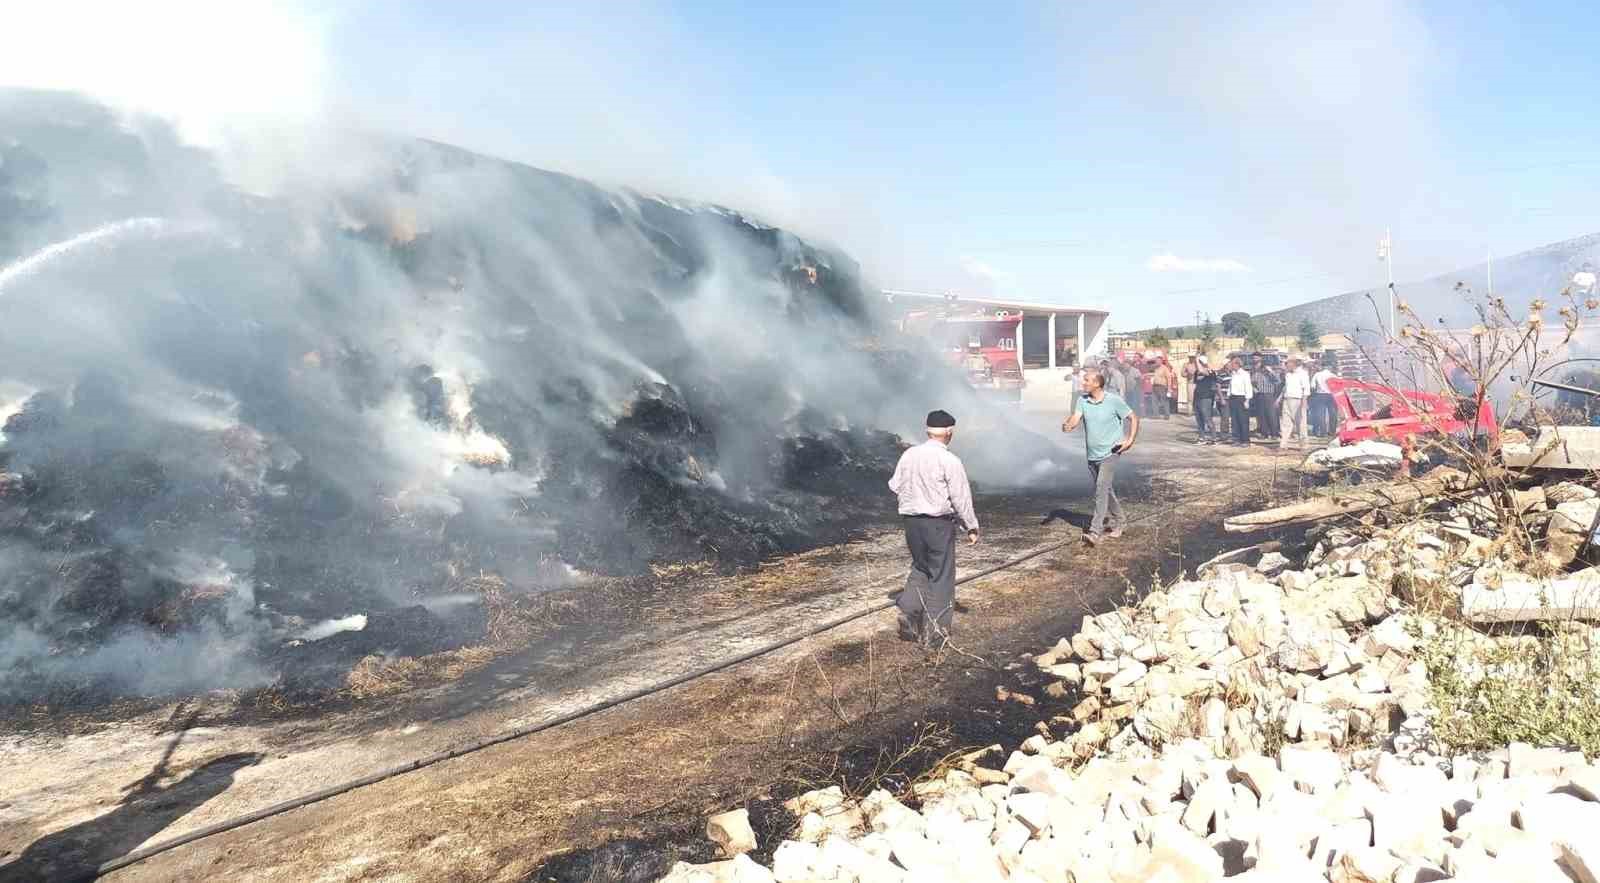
[1378,229,1395,336]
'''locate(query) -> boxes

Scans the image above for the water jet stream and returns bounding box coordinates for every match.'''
[0,217,188,295]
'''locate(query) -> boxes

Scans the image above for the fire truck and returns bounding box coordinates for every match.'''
[899,306,1025,401]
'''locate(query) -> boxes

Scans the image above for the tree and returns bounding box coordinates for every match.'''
[1200,316,1218,350]
[1145,329,1170,350]
[1244,319,1269,351]
[1296,317,1321,353]
[1221,311,1251,336]
[1172,326,1186,339]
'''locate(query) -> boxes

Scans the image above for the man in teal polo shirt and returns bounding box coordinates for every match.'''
[1062,368,1140,545]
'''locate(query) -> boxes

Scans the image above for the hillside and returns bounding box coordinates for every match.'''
[1255,232,1600,334]
[1137,232,1600,338]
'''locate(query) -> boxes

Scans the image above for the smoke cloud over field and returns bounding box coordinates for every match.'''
[0,89,1031,700]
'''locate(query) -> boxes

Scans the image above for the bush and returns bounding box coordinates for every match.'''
[1243,320,1268,350]
[1423,621,1600,756]
[1297,318,1321,353]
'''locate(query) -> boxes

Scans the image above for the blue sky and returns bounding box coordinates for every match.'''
[6,1,1599,330]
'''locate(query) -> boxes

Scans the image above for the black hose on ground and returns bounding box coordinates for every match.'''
[96,479,1253,878]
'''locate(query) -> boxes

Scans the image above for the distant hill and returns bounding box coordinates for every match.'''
[1137,232,1600,338]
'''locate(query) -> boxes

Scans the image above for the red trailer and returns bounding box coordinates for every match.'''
[1327,377,1497,447]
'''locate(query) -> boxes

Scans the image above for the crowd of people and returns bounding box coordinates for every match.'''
[1094,352,1342,450]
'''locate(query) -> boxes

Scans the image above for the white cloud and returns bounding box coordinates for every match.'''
[959,255,1013,286]
[1147,254,1253,273]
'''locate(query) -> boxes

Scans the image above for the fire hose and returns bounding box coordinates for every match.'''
[93,481,1257,878]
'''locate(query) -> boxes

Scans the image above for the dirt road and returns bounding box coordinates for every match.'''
[0,419,1306,882]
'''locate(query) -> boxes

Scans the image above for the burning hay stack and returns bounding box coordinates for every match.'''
[0,89,952,704]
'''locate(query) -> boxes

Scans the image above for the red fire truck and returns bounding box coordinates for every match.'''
[900,309,1025,400]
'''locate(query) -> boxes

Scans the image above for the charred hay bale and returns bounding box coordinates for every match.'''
[50,549,136,640]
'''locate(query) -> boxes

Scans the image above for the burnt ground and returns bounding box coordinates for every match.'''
[0,420,1313,882]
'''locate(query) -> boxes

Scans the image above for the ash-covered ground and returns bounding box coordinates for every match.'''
[0,90,1069,706]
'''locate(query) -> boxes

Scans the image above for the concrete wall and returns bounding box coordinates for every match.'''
[1083,313,1110,359]
[1021,367,1075,414]
[1020,311,1107,413]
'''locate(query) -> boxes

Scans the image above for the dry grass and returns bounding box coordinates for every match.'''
[344,655,428,699]
[343,646,500,699]
[817,721,958,803]
[245,685,299,714]
[649,560,715,581]
[462,574,540,646]
[745,562,830,594]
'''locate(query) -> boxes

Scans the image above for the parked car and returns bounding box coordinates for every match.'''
[1228,349,1286,367]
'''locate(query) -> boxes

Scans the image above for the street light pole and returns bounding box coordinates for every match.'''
[1386,228,1396,336]
[1377,229,1396,337]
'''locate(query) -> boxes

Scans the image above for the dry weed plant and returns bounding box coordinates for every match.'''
[1350,284,1596,562]
[1343,285,1600,755]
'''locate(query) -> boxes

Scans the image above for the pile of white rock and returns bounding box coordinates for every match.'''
[665,738,1600,882]
[661,491,1600,882]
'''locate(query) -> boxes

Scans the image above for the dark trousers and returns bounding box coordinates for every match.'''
[898,515,957,645]
[1152,385,1170,418]
[1229,395,1250,444]
[1194,395,1215,439]
[1251,394,1278,437]
[1215,394,1230,433]
[1309,393,1335,436]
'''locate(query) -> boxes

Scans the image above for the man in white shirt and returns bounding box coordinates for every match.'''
[1279,355,1312,449]
[1226,358,1253,446]
[887,409,979,648]
[1310,362,1338,437]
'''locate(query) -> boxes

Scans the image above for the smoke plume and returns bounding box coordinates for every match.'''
[0,89,1017,700]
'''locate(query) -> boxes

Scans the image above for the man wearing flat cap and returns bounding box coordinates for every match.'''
[887,409,979,648]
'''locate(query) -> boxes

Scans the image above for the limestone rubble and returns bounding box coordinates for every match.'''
[662,482,1600,883]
